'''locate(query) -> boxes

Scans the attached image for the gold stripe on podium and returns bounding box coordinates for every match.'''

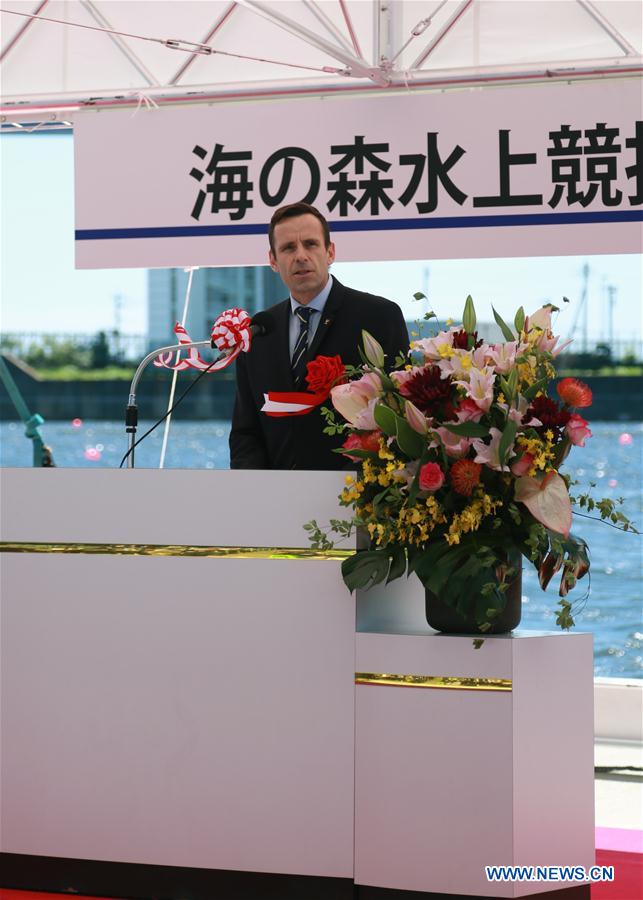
[355,673,512,691]
[0,541,352,561]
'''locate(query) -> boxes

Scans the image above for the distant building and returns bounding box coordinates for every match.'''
[147,266,285,349]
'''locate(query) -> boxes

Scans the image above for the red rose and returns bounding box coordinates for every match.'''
[306,355,346,394]
[419,462,445,492]
[341,430,382,460]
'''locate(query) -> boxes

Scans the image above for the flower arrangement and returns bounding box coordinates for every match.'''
[307,297,636,632]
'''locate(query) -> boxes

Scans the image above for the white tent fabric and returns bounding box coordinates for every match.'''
[1,0,641,127]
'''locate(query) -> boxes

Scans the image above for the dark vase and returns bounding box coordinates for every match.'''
[425,561,522,635]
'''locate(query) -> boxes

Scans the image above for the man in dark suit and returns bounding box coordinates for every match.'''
[229,202,409,470]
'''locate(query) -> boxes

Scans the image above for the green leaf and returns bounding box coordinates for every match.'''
[492,306,515,342]
[379,371,396,392]
[341,550,391,591]
[373,403,397,437]
[443,421,489,438]
[462,295,477,333]
[498,419,518,468]
[372,487,392,513]
[522,377,548,401]
[413,291,426,301]
[395,415,425,458]
[416,546,468,595]
[387,545,407,584]
[332,446,378,460]
[507,368,518,397]
[514,306,525,333]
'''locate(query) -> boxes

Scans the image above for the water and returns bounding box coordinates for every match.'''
[1,419,641,678]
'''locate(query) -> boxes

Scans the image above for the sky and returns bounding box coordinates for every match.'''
[1,132,642,352]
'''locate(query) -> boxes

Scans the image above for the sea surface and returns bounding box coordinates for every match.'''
[1,419,641,679]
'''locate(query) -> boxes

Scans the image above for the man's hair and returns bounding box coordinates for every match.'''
[268,202,331,254]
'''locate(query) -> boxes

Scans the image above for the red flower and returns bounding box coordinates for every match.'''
[556,377,592,408]
[566,414,592,447]
[341,430,382,460]
[449,459,482,496]
[526,395,571,440]
[399,365,457,420]
[452,329,483,350]
[419,462,445,492]
[510,453,535,476]
[306,355,346,394]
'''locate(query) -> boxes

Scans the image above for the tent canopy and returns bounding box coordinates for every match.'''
[1,0,641,128]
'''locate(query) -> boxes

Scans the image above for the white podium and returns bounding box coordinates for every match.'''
[354,631,594,898]
[0,469,594,899]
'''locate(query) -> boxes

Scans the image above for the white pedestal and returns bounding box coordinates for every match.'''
[354,630,595,898]
[0,469,355,878]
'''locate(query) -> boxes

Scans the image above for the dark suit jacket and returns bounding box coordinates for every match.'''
[229,277,409,470]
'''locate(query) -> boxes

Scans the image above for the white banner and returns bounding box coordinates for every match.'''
[74,80,642,269]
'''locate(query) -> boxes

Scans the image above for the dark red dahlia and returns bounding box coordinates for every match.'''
[452,329,483,350]
[399,365,457,420]
[526,395,571,440]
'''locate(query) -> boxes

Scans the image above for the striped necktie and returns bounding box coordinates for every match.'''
[291,306,314,387]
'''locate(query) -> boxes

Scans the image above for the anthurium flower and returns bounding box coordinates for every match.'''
[362,331,385,368]
[557,377,593,408]
[331,371,382,429]
[514,471,572,538]
[565,414,592,446]
[526,305,552,332]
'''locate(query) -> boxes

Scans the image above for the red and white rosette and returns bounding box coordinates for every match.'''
[211,307,252,354]
[261,354,346,417]
[261,390,328,417]
[154,308,253,372]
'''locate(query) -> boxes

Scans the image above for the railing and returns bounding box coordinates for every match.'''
[2,331,641,369]
[0,331,148,367]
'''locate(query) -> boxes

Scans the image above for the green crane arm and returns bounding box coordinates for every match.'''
[0,355,55,467]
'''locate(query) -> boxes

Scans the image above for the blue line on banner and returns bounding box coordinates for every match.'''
[75,209,643,241]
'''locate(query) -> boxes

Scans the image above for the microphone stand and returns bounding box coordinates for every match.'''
[126,340,212,468]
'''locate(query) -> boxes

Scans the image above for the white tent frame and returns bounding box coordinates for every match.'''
[1,0,641,130]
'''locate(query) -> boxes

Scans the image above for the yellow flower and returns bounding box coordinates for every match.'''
[378,440,395,461]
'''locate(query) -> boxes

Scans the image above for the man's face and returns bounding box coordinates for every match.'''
[269,214,335,304]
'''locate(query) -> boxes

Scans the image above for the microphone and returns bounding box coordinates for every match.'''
[248,310,275,339]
